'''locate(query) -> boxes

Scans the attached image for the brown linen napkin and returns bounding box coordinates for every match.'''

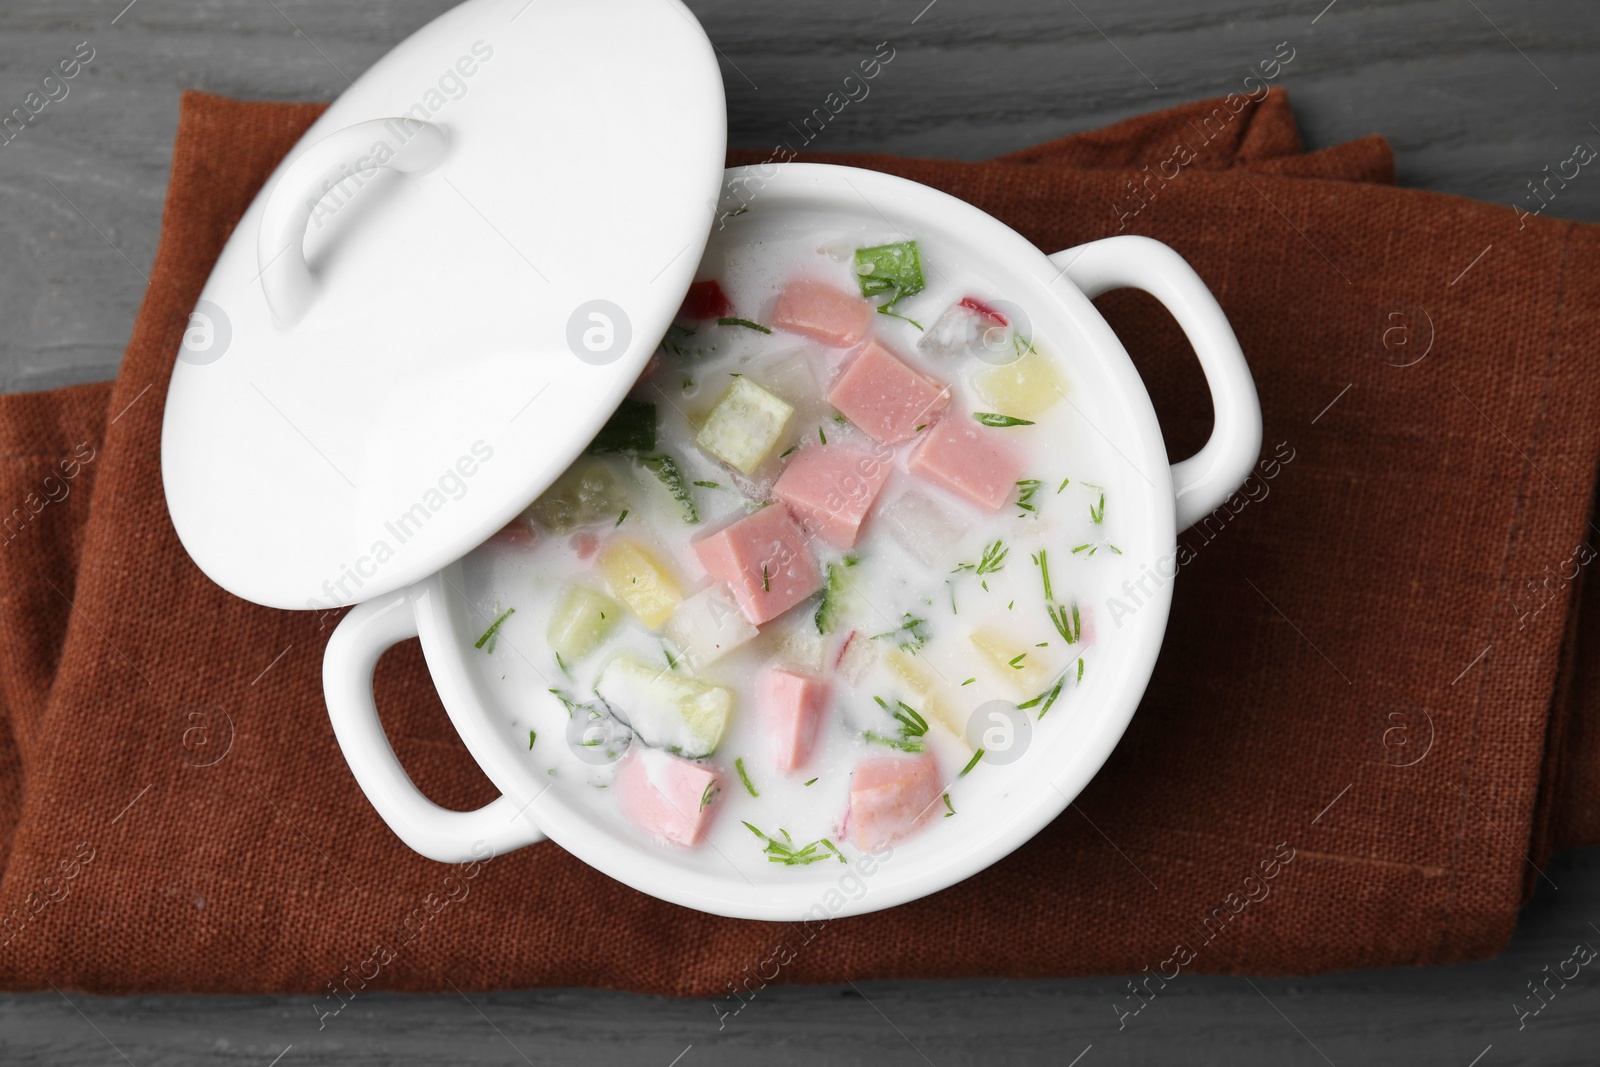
[1,88,1596,996]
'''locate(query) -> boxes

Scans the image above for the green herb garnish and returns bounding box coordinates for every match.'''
[866,699,930,752]
[974,412,1035,428]
[1090,492,1105,524]
[942,793,956,817]
[804,777,819,787]
[718,316,772,334]
[762,564,770,592]
[693,480,721,489]
[528,730,536,749]
[742,822,845,865]
[700,779,720,812]
[819,426,827,445]
[1047,601,1082,644]
[955,539,1009,576]
[1016,478,1042,513]
[636,453,699,523]
[960,749,984,776]
[736,757,759,797]
[871,613,929,652]
[1034,549,1054,600]
[1018,672,1066,718]
[615,509,629,527]
[474,607,515,652]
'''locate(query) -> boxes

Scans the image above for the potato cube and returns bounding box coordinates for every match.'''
[884,648,966,743]
[546,584,621,662]
[973,346,1064,419]
[598,539,683,630]
[696,377,795,474]
[969,626,1053,694]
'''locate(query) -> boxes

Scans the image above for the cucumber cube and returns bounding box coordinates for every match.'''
[696,377,794,474]
[596,652,733,758]
[528,459,629,533]
[854,241,925,304]
[546,584,621,662]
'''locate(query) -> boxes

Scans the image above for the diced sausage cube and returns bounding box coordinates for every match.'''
[908,415,1026,511]
[771,278,874,348]
[847,752,943,849]
[692,506,821,625]
[771,442,893,549]
[757,665,831,772]
[615,748,721,847]
[826,340,951,445]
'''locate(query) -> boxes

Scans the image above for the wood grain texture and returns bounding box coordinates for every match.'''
[2,0,1599,1062]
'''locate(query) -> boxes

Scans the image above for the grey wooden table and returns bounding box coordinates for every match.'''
[4,0,1599,1063]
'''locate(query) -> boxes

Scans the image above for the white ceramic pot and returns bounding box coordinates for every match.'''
[158,0,1261,921]
[321,162,1261,920]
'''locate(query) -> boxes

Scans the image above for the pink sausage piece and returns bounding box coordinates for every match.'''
[615,749,722,847]
[771,278,875,348]
[908,415,1027,512]
[847,752,944,849]
[758,665,832,772]
[771,442,893,550]
[693,505,822,625]
[826,340,951,446]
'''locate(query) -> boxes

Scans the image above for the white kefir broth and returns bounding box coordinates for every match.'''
[456,206,1135,881]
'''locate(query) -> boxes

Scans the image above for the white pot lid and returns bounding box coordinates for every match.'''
[161,0,726,611]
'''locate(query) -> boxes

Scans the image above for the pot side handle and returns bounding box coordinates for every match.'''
[322,586,547,863]
[258,117,449,326]
[1048,236,1263,531]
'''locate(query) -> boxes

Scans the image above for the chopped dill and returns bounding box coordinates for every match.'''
[1018,672,1066,718]
[742,822,845,866]
[474,607,515,652]
[736,757,759,797]
[1048,601,1082,644]
[960,749,984,776]
[955,539,1009,576]
[973,412,1035,427]
[870,613,929,652]
[718,316,771,333]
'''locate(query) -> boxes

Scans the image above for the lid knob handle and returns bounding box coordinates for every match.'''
[257,117,449,326]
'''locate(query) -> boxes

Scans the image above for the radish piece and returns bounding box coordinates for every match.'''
[679,279,733,320]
